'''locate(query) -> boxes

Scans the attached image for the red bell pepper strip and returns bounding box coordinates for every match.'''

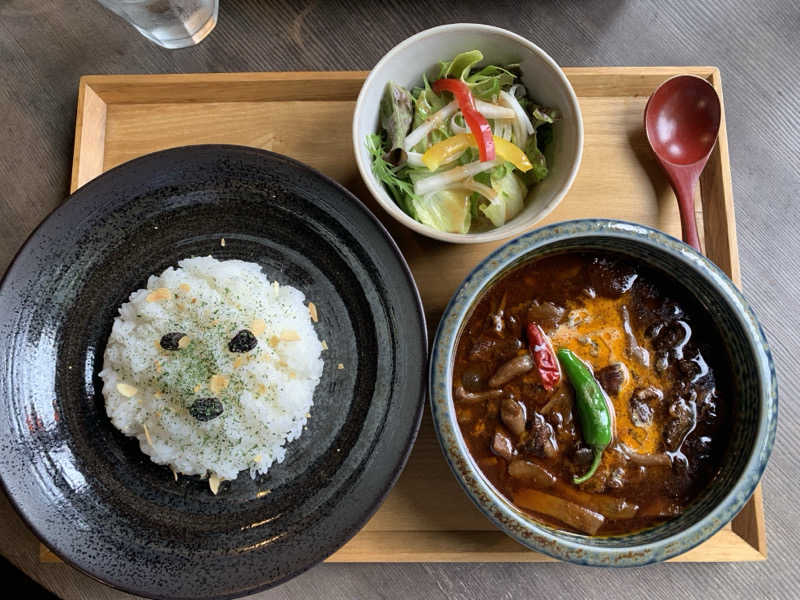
[432,78,496,162]
[526,322,561,391]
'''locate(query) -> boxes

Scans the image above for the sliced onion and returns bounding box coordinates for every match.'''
[403,100,458,151]
[493,120,513,142]
[438,177,498,202]
[413,159,501,196]
[441,149,467,167]
[474,98,515,120]
[511,119,525,148]
[450,111,470,134]
[499,90,534,147]
[405,151,425,167]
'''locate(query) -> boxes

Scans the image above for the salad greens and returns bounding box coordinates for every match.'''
[365,133,419,216]
[367,49,560,234]
[379,82,414,153]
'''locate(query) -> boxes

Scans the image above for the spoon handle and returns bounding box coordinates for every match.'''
[673,179,702,252]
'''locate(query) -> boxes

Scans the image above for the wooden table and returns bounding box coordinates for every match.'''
[1,1,798,598]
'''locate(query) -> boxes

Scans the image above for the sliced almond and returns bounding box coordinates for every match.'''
[269,335,280,348]
[337,363,344,370]
[146,287,171,302]
[253,454,262,463]
[154,391,163,399]
[179,283,191,293]
[280,330,300,342]
[255,383,267,395]
[209,374,230,394]
[170,466,178,481]
[116,382,138,397]
[209,473,222,495]
[220,238,226,247]
[321,340,328,351]
[251,318,266,337]
[154,360,162,373]
[308,302,318,323]
[143,423,153,447]
[178,335,191,349]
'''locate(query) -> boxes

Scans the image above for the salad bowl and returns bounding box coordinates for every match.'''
[353,23,584,243]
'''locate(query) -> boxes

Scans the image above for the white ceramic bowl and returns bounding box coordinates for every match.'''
[353,23,584,244]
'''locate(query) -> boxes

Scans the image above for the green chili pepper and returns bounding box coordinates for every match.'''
[556,348,614,485]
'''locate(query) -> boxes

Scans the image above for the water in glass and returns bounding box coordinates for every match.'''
[97,0,218,49]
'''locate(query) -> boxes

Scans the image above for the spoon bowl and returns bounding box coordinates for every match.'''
[645,75,721,251]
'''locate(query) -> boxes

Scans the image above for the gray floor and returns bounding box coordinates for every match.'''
[1,0,799,598]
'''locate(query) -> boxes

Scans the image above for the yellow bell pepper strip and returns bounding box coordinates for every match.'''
[422,134,534,172]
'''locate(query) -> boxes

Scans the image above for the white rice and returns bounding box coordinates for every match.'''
[99,256,324,488]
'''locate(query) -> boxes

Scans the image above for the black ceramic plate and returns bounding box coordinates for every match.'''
[0,146,427,599]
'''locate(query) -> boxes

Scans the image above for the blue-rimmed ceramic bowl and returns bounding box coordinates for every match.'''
[429,219,777,566]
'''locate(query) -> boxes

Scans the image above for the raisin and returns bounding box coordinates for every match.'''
[160,332,186,351]
[229,329,257,352]
[189,397,224,422]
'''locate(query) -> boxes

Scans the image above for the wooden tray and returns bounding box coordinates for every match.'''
[41,68,765,564]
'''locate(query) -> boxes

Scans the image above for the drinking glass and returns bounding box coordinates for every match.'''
[96,0,218,49]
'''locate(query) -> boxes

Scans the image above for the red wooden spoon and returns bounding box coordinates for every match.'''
[644,75,721,252]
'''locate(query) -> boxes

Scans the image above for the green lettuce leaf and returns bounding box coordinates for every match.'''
[410,75,449,152]
[437,50,517,101]
[521,131,549,184]
[466,65,517,100]
[438,50,484,80]
[410,189,472,233]
[480,170,528,227]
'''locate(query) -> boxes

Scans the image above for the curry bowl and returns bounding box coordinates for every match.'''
[429,219,777,565]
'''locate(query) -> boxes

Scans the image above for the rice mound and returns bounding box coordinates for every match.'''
[100,256,324,487]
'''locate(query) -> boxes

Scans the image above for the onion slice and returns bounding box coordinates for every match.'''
[474,98,516,120]
[413,159,501,196]
[405,151,425,167]
[403,100,458,151]
[499,90,534,147]
[436,177,498,202]
[450,111,470,134]
[493,120,514,141]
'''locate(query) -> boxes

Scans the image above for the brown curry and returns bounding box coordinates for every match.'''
[452,251,730,535]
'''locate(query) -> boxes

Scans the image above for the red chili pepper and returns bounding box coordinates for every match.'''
[526,322,561,391]
[432,78,496,162]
